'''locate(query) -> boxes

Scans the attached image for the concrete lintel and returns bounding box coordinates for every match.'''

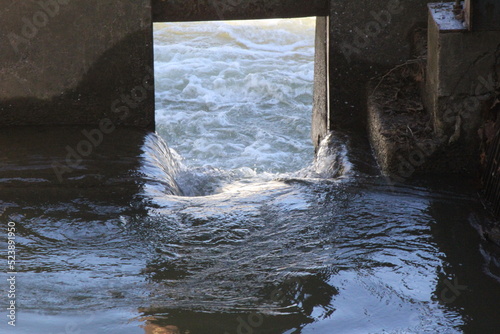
[152,0,329,22]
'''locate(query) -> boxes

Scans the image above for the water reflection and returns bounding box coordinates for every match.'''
[141,319,181,334]
[1,127,499,333]
[425,186,500,333]
[137,310,313,334]
[137,270,337,333]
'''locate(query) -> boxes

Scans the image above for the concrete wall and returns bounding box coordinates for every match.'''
[0,0,154,128]
[467,0,500,31]
[329,0,432,130]
[426,12,500,140]
[424,3,500,171]
[0,0,437,134]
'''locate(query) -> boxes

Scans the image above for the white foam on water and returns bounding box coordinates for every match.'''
[154,18,316,174]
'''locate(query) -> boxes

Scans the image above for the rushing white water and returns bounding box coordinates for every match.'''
[154,18,316,174]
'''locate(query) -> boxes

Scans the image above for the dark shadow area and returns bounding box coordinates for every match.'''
[424,178,500,333]
[0,126,166,225]
[0,126,148,188]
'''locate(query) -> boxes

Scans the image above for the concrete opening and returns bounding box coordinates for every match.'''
[152,17,328,172]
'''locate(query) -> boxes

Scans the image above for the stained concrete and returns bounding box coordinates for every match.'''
[312,16,329,150]
[426,3,500,143]
[0,0,154,128]
[329,0,432,130]
[152,0,329,22]
[368,2,500,178]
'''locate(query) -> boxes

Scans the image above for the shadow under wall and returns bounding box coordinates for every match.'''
[0,126,153,208]
[426,188,500,332]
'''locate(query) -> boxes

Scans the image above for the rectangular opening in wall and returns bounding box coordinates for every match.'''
[153,18,317,173]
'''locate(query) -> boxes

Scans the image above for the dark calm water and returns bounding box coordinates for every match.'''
[1,18,500,334]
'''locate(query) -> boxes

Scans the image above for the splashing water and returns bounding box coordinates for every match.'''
[152,17,353,196]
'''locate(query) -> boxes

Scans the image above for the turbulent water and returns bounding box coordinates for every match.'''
[154,18,315,174]
[1,18,500,334]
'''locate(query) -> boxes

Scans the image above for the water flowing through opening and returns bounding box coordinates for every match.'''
[152,18,332,196]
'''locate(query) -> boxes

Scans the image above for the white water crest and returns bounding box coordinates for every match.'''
[140,130,351,197]
[154,18,318,175]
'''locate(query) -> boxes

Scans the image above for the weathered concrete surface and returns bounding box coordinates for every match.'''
[367,71,474,178]
[368,2,500,178]
[0,0,434,134]
[0,0,154,128]
[152,0,329,22]
[329,0,431,130]
[312,16,329,150]
[425,3,500,147]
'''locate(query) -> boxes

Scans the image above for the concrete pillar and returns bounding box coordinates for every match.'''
[0,0,154,129]
[425,3,500,146]
[312,16,329,150]
[329,0,430,131]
